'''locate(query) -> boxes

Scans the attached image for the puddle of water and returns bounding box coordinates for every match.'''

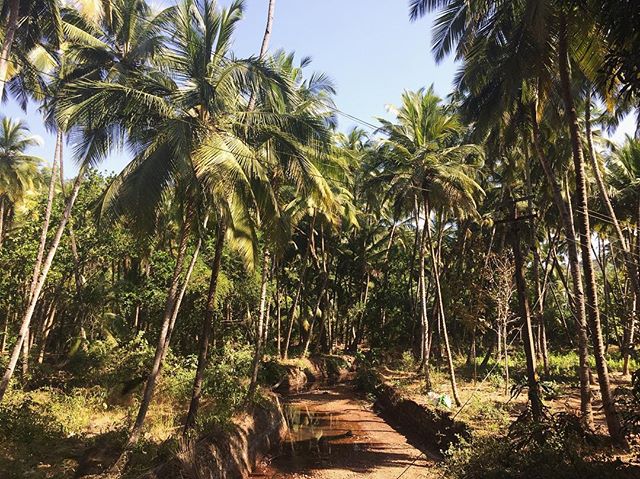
[252,399,364,477]
[282,403,359,454]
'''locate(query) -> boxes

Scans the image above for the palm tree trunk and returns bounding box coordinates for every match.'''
[247,0,276,111]
[414,198,425,364]
[0,0,20,100]
[530,102,593,427]
[558,15,625,446]
[0,196,5,250]
[276,275,282,357]
[37,304,57,364]
[585,96,640,375]
[0,306,12,356]
[0,306,10,355]
[244,0,277,375]
[0,168,84,402]
[58,142,84,294]
[284,214,316,359]
[127,212,192,445]
[424,197,461,406]
[247,248,271,400]
[380,222,398,326]
[417,200,431,387]
[509,198,543,420]
[258,0,276,58]
[524,153,549,373]
[21,328,29,378]
[29,131,63,301]
[184,220,226,433]
[162,235,203,357]
[303,273,329,357]
[626,202,640,374]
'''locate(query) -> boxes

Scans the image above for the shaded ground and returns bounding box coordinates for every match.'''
[253,384,439,479]
[379,365,634,438]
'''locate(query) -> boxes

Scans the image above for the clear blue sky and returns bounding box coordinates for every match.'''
[2,0,636,176]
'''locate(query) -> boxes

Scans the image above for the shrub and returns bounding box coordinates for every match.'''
[0,387,104,444]
[444,412,625,479]
[196,344,253,428]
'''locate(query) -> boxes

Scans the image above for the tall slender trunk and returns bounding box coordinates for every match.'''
[558,15,624,445]
[510,198,543,420]
[284,215,316,359]
[247,0,276,111]
[524,153,549,373]
[184,221,225,433]
[304,229,329,356]
[303,273,329,357]
[416,200,431,387]
[530,102,593,427]
[414,198,425,364]
[626,203,640,374]
[29,131,63,301]
[163,235,203,357]
[21,328,29,378]
[424,197,461,406]
[503,316,509,396]
[258,0,276,58]
[380,222,398,325]
[585,95,640,375]
[247,248,271,400]
[37,304,57,364]
[352,272,370,351]
[127,212,192,445]
[58,141,84,294]
[0,306,9,354]
[0,0,20,100]
[276,275,282,357]
[243,0,277,391]
[0,168,84,401]
[0,197,5,250]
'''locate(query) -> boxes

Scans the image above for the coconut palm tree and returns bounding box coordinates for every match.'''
[59,0,328,443]
[377,87,484,406]
[0,0,62,100]
[609,136,640,373]
[0,118,42,247]
[243,51,335,369]
[0,0,171,402]
[409,0,626,445]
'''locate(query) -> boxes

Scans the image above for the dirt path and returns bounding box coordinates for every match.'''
[252,384,438,479]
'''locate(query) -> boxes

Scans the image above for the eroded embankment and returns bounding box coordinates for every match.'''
[262,355,354,393]
[141,359,470,479]
[141,395,286,479]
[358,368,470,455]
[138,356,352,479]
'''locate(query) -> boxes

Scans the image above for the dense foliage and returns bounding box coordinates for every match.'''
[0,0,639,476]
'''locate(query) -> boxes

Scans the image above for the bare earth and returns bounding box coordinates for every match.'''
[252,384,438,479]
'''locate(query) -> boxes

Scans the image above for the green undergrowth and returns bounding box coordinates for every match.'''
[443,412,637,479]
[0,339,259,478]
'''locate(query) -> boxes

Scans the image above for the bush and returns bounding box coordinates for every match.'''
[196,344,253,428]
[444,412,625,479]
[65,334,156,390]
[0,387,104,444]
[159,354,196,402]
